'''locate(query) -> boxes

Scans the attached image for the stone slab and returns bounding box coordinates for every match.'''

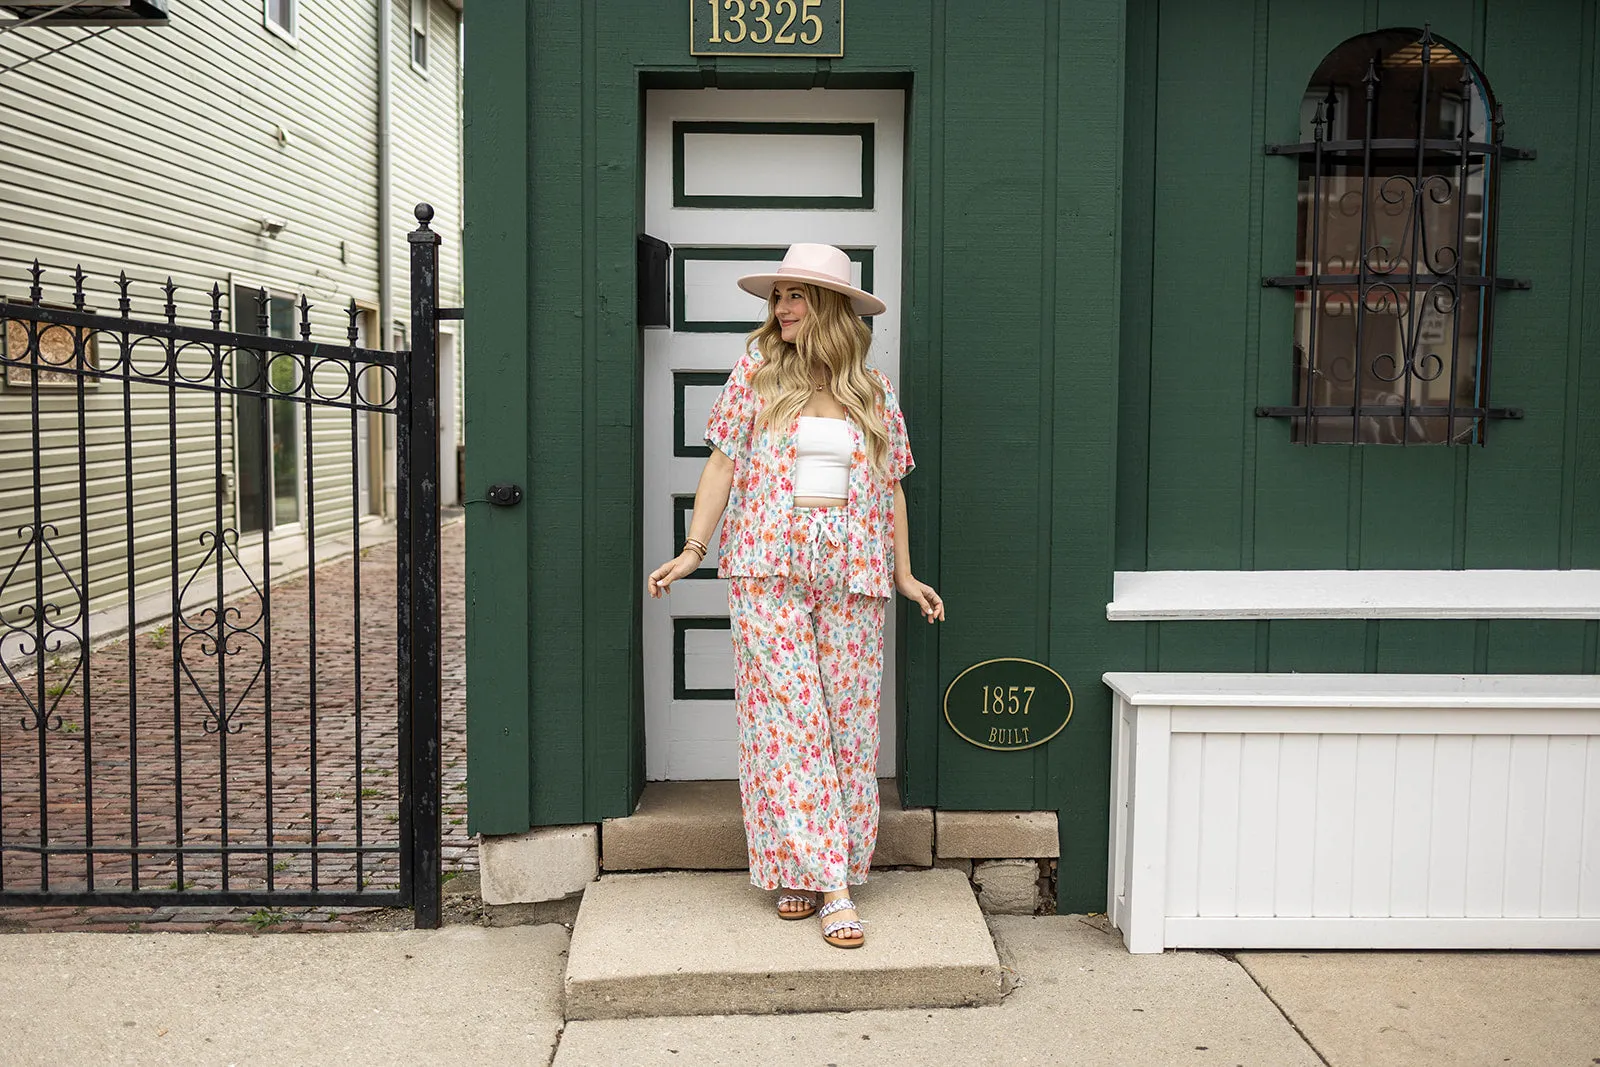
[935,809,1060,858]
[555,914,1319,1065]
[563,868,999,1019]
[600,778,932,870]
[1237,949,1600,1067]
[972,859,1041,915]
[0,926,569,1067]
[479,823,598,905]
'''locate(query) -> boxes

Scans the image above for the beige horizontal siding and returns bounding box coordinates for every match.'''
[0,0,458,641]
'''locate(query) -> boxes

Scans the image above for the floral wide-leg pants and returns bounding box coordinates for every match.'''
[728,506,887,892]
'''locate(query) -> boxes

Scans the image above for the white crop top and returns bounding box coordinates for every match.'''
[792,416,852,499]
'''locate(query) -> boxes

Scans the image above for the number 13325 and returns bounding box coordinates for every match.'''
[694,0,841,56]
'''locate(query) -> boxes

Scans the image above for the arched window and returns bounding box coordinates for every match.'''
[1261,27,1530,444]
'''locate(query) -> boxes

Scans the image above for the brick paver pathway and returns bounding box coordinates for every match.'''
[0,519,468,932]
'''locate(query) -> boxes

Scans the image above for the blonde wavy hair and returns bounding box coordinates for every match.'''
[745,282,891,475]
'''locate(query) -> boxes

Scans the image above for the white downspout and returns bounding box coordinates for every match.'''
[377,0,394,350]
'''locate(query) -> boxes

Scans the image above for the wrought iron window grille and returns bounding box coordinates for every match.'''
[1258,26,1533,445]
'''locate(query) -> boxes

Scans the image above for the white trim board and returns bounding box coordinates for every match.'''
[1101,671,1600,709]
[1107,569,1600,621]
[1163,918,1600,950]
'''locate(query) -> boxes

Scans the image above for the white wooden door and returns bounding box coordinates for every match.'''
[642,88,905,780]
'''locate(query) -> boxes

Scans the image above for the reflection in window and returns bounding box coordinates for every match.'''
[233,288,301,534]
[1281,27,1519,445]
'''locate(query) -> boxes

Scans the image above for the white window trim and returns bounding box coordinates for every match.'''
[263,0,297,45]
[1107,569,1600,621]
[409,0,429,76]
[228,274,307,542]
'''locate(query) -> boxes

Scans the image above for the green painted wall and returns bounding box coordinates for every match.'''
[1118,0,1600,678]
[464,1,1128,909]
[1121,0,1600,577]
[464,0,1596,915]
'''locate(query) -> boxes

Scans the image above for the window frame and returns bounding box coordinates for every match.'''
[228,277,307,539]
[410,0,430,75]
[262,0,297,45]
[1259,25,1533,446]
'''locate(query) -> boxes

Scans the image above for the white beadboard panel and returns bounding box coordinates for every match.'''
[1465,735,1512,917]
[1388,736,1436,917]
[1234,733,1280,917]
[1196,733,1242,917]
[1350,733,1398,917]
[1164,733,1203,918]
[1582,741,1600,917]
[1504,736,1550,918]
[1311,733,1358,918]
[1109,674,1600,951]
[1274,734,1319,917]
[680,131,865,199]
[1541,737,1588,917]
[1427,734,1474,917]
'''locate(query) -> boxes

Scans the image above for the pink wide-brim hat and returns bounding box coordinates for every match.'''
[736,243,886,318]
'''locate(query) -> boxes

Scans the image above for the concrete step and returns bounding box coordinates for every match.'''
[600,777,933,871]
[563,868,1002,1020]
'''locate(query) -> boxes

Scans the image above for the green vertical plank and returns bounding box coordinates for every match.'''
[463,0,533,835]
[1144,0,1254,568]
[1157,622,1259,671]
[1032,0,1062,812]
[1360,2,1487,570]
[1485,621,1590,672]
[1251,0,1366,569]
[1569,4,1600,567]
[894,3,943,809]
[1375,620,1477,671]
[1047,0,1126,910]
[526,7,588,824]
[1236,0,1272,568]
[1115,0,1158,571]
[1267,620,1368,671]
[588,5,653,818]
[934,0,1049,811]
[1463,0,1583,567]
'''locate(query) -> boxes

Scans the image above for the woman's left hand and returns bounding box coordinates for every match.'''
[896,574,945,622]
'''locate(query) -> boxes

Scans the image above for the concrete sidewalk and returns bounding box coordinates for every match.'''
[2,917,1597,1066]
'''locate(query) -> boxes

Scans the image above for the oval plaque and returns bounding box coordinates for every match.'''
[942,658,1073,752]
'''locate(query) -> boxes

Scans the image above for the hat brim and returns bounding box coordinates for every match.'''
[736,272,887,318]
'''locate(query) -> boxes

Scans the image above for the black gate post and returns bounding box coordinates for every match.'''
[402,204,444,928]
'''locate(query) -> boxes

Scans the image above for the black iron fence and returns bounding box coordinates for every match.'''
[0,205,450,926]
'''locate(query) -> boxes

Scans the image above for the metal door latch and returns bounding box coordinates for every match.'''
[486,483,523,507]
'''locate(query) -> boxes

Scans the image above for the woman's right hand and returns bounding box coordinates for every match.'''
[647,551,702,598]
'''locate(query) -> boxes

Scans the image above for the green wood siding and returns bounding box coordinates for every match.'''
[464,0,1126,909]
[1119,0,1600,576]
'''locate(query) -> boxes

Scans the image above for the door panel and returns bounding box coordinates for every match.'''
[642,88,905,780]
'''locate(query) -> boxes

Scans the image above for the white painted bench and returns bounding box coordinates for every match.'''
[1103,672,1600,953]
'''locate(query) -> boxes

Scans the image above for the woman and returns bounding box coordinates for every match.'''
[647,243,944,949]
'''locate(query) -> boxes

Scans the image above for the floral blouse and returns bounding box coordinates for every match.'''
[704,343,915,598]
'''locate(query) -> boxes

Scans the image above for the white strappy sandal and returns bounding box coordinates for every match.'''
[818,896,865,949]
[775,890,818,920]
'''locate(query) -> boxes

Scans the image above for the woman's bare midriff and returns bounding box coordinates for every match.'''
[793,496,846,509]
